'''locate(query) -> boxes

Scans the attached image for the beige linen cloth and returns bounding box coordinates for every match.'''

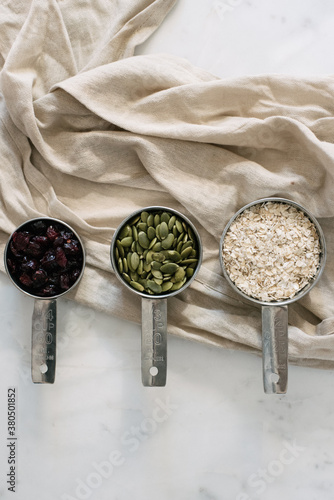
[0,0,333,368]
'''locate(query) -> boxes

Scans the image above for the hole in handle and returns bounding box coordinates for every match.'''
[149,367,159,376]
[40,363,48,374]
[270,373,280,384]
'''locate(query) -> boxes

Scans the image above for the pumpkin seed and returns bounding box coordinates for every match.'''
[159,221,169,239]
[147,214,154,227]
[122,272,131,283]
[160,262,179,274]
[131,252,140,271]
[132,225,138,242]
[152,269,163,280]
[151,261,162,271]
[120,236,133,247]
[117,258,123,274]
[180,258,198,265]
[141,211,149,223]
[175,220,183,233]
[161,212,170,224]
[166,250,181,262]
[149,237,157,249]
[180,246,193,259]
[174,267,186,282]
[130,281,145,292]
[147,226,156,240]
[152,252,166,263]
[116,240,124,259]
[137,260,144,275]
[147,280,162,294]
[123,257,128,273]
[161,281,173,292]
[168,215,176,230]
[154,214,160,227]
[161,233,174,249]
[119,224,132,239]
[138,231,150,249]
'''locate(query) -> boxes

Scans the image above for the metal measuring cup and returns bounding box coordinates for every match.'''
[4,217,85,384]
[219,197,326,394]
[110,206,203,387]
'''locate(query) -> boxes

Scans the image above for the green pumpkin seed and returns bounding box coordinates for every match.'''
[132,225,138,242]
[144,261,151,273]
[123,257,128,273]
[147,280,162,294]
[180,246,193,259]
[161,281,173,292]
[159,221,169,239]
[147,226,156,240]
[136,242,144,255]
[116,240,124,259]
[149,237,157,249]
[137,260,144,275]
[168,215,176,230]
[166,250,181,262]
[146,250,154,264]
[161,212,170,224]
[180,258,198,265]
[131,252,140,271]
[186,268,194,278]
[120,236,133,247]
[117,258,123,274]
[181,241,193,252]
[141,211,149,223]
[152,269,163,280]
[152,242,162,252]
[119,224,132,239]
[154,214,160,227]
[130,281,145,292]
[138,231,150,249]
[122,272,131,284]
[153,277,163,285]
[152,252,166,263]
[155,224,161,240]
[151,261,162,271]
[171,280,185,291]
[175,220,183,233]
[130,271,139,282]
[174,267,186,282]
[137,222,147,232]
[131,241,137,252]
[147,214,154,227]
[160,262,179,274]
[161,233,174,249]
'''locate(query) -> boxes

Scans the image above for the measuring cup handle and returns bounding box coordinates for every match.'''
[141,298,167,387]
[262,305,288,394]
[31,299,57,383]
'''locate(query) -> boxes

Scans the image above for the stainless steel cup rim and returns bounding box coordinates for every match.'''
[219,197,326,306]
[110,205,203,299]
[4,216,86,300]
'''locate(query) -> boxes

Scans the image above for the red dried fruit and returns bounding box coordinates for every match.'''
[41,250,56,269]
[63,240,79,255]
[60,274,70,290]
[21,257,38,272]
[55,247,67,268]
[13,231,30,251]
[46,226,60,242]
[32,269,48,287]
[32,235,48,246]
[19,273,33,287]
[26,241,43,257]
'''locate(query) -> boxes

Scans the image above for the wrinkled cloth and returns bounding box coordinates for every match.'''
[0,0,334,368]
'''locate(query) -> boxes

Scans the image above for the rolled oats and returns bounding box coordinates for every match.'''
[222,201,321,301]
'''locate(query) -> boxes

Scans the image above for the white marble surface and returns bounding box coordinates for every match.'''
[1,1,334,499]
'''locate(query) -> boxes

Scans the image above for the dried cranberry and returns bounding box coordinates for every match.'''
[46,226,60,242]
[26,241,43,257]
[53,236,64,247]
[60,274,70,290]
[10,240,23,257]
[32,235,48,246]
[32,269,48,287]
[40,250,56,269]
[19,273,33,287]
[61,230,73,240]
[63,240,80,255]
[55,247,67,268]
[12,231,30,251]
[21,257,38,273]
